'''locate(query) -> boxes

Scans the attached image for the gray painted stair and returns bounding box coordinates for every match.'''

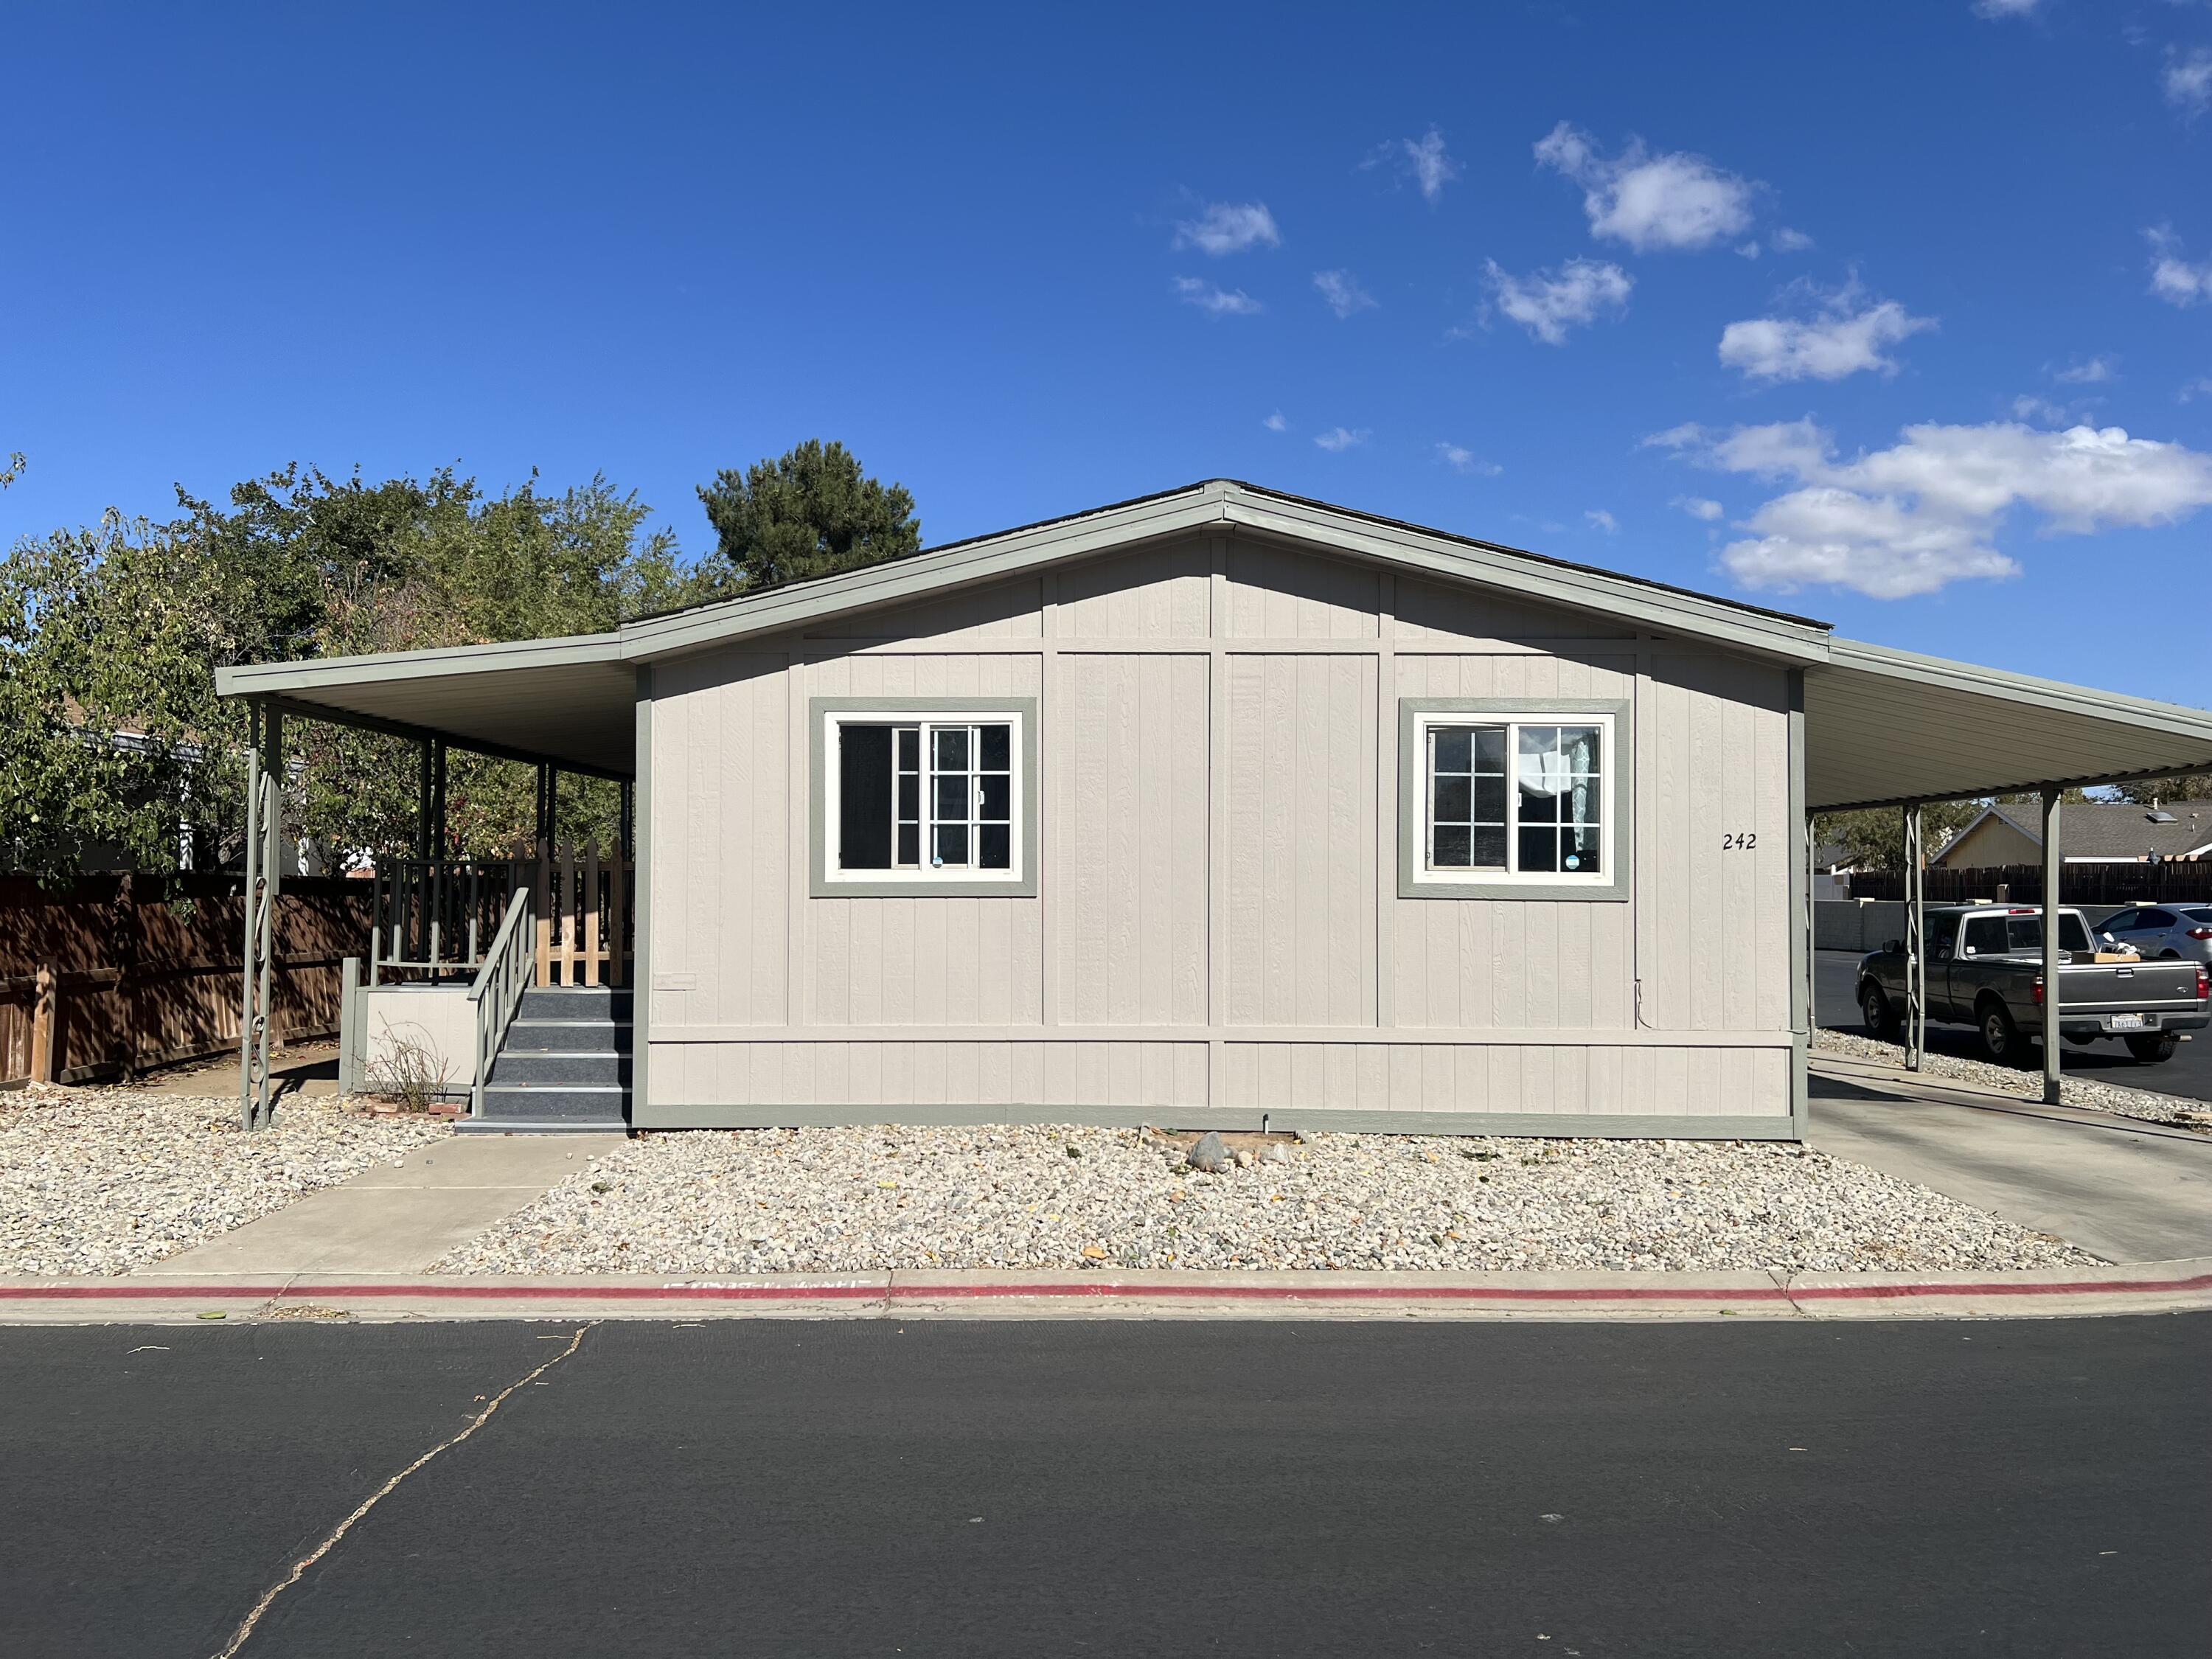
[460,986,633,1133]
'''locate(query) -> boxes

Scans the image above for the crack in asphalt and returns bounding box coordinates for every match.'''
[208,1322,597,1658]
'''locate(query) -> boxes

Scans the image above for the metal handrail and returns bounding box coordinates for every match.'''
[466,886,536,1118]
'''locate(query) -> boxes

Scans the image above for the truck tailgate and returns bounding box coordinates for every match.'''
[2055,959,2202,1009]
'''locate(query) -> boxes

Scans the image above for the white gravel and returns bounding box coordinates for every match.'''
[436,1123,2095,1276]
[1813,1028,2212,1132]
[0,1087,450,1276]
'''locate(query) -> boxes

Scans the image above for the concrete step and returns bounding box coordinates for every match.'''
[501,1019,634,1054]
[487,1049,632,1087]
[476,1082,629,1122]
[519,986,633,1021]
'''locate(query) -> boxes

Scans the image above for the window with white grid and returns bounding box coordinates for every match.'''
[821,708,1027,888]
[1407,709,1616,891]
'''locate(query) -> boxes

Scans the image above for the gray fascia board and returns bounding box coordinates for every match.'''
[621,488,1231,661]
[1824,637,2212,742]
[214,632,625,698]
[1221,494,1833,666]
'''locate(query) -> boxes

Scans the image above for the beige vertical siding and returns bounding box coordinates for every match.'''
[1223,653,1377,1026]
[1054,653,1210,1026]
[641,532,1796,1129]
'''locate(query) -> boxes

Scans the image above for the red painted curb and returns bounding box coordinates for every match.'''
[1,1272,2205,1304]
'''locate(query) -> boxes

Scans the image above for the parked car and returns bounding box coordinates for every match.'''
[1857,904,2211,1065]
[2098,905,2212,967]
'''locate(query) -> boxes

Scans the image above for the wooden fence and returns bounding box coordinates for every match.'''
[535,840,631,986]
[366,841,631,988]
[1846,861,2212,905]
[0,874,375,1088]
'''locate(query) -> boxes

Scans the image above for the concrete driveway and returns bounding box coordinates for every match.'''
[1808,1051,2212,1263]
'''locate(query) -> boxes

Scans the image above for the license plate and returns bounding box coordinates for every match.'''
[2107,1014,2146,1032]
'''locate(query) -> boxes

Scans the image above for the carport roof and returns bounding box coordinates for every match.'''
[212,480,2212,803]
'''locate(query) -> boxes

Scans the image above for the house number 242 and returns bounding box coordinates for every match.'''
[1720,831,1757,850]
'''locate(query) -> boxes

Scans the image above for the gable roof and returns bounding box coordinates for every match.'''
[616,479,1834,665]
[1934,801,2212,864]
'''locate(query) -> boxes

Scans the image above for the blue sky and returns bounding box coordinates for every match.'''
[4,1,2209,700]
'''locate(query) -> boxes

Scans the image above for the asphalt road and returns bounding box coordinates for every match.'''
[7,1318,2207,1658]
[1815,949,2212,1104]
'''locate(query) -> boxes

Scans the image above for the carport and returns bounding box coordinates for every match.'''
[1802,639,2212,1104]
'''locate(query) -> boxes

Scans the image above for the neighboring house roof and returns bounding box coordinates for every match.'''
[1812,842,1860,872]
[212,479,2212,804]
[1933,802,2212,864]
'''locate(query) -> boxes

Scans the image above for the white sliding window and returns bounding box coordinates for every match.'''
[1413,712,1612,886]
[821,708,1028,890]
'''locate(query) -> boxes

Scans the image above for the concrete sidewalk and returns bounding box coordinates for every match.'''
[139,1135,594,1276]
[1808,1053,2212,1264]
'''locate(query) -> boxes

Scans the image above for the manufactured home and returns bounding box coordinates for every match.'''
[215,481,2212,1138]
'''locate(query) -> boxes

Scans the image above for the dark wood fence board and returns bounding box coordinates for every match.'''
[0,874,374,1087]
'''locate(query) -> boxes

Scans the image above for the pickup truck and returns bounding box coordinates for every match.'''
[1857,904,2211,1065]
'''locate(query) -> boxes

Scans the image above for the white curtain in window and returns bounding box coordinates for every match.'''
[1517,727,1567,798]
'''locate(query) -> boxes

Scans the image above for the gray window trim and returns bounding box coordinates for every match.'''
[1396,697,1634,903]
[809,695,1039,897]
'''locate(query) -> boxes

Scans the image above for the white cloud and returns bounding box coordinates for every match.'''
[1314,426,1369,452]
[1736,241,1762,260]
[1436,442,1501,476]
[2180,378,2212,404]
[1312,269,1377,318]
[1672,495,1725,521]
[1717,283,1936,382]
[1533,122,1756,252]
[1172,276,1262,316]
[1770,226,1815,253]
[2053,355,2118,385]
[2147,227,2212,305]
[2166,47,2212,113]
[1365,127,1460,203]
[1482,257,1632,344]
[1642,421,1708,451]
[1973,0,2041,18]
[1262,411,1289,432]
[1401,128,1458,202]
[2011,394,2068,424]
[1670,417,2212,597]
[1585,509,1619,533]
[1172,201,1281,256]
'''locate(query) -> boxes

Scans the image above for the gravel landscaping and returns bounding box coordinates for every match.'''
[0,1087,450,1276]
[1813,1028,2212,1132]
[435,1123,2096,1276]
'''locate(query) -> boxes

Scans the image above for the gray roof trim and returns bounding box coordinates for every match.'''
[214,631,623,697]
[619,486,1227,659]
[1219,492,1831,664]
[209,481,1839,694]
[618,479,1834,667]
[1826,638,2212,742]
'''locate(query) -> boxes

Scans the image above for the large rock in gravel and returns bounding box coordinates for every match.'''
[1186,1131,1232,1173]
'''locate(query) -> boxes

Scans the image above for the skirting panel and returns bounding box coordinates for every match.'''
[633,1099,1796,1141]
[641,1037,1795,1130]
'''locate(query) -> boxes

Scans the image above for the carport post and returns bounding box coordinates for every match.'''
[1903,803,1925,1071]
[2042,788,2062,1105]
[237,700,284,1131]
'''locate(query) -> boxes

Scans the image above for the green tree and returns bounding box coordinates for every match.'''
[2107,774,2212,806]
[695,439,920,596]
[3,463,703,880]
